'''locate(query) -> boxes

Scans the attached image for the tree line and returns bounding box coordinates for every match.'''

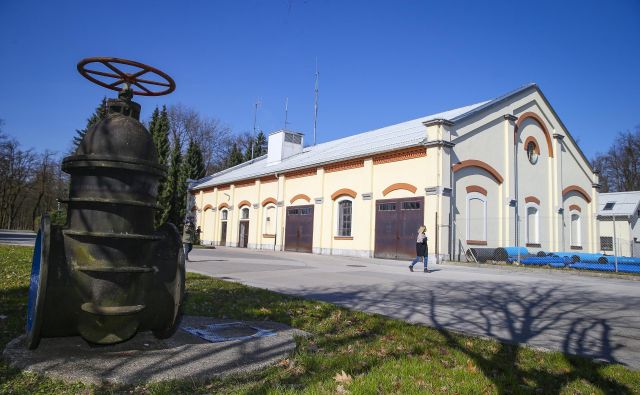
[0,99,267,230]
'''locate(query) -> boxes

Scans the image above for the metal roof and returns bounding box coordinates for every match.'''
[598,191,640,217]
[192,84,538,190]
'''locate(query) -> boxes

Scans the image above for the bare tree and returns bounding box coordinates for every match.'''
[0,132,37,229]
[592,126,640,192]
[167,104,231,175]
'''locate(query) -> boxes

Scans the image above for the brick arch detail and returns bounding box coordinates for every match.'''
[562,185,592,203]
[331,188,357,200]
[466,185,488,196]
[452,160,504,184]
[515,112,554,158]
[523,136,541,155]
[290,194,311,204]
[218,202,229,210]
[203,204,213,211]
[569,204,582,212]
[238,200,251,208]
[525,196,541,205]
[261,197,277,207]
[382,183,417,196]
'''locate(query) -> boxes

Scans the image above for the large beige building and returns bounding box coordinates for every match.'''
[189,84,600,260]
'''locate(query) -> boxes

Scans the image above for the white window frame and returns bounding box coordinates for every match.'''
[220,209,228,221]
[335,197,354,237]
[240,206,250,220]
[263,204,276,235]
[570,210,581,247]
[524,202,540,245]
[466,192,487,242]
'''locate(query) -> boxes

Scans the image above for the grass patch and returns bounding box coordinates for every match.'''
[1,244,639,394]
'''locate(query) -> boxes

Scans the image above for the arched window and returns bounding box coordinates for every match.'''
[570,211,581,248]
[263,204,276,235]
[466,192,487,244]
[241,207,250,220]
[219,209,228,246]
[525,203,540,245]
[336,198,353,237]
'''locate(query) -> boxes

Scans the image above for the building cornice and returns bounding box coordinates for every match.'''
[422,118,454,127]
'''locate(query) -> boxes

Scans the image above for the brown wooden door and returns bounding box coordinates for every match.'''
[374,197,424,260]
[285,205,314,253]
[220,222,227,246]
[238,220,249,248]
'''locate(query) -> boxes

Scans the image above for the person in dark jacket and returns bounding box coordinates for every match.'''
[408,225,429,272]
[182,220,196,261]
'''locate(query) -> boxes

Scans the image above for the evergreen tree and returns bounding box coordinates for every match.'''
[226,143,244,168]
[243,138,254,162]
[174,148,188,229]
[254,131,267,157]
[160,136,183,227]
[150,106,172,227]
[73,97,108,148]
[184,139,206,180]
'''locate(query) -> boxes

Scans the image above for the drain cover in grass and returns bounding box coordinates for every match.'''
[181,322,275,342]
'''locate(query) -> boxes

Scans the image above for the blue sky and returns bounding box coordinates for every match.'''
[1,0,638,160]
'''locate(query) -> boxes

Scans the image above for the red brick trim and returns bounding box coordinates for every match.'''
[570,245,583,250]
[334,236,354,240]
[515,112,554,158]
[382,183,418,196]
[285,168,317,179]
[569,204,582,212]
[203,204,213,211]
[190,206,198,212]
[238,200,251,208]
[467,240,488,246]
[234,179,255,188]
[562,185,592,203]
[331,188,357,200]
[525,196,541,205]
[261,197,277,207]
[526,243,542,248]
[324,159,364,173]
[218,202,229,210]
[373,147,426,165]
[452,160,504,184]
[262,234,276,238]
[290,194,311,204]
[259,176,277,184]
[466,185,488,196]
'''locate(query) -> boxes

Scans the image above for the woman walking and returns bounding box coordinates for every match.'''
[409,225,429,272]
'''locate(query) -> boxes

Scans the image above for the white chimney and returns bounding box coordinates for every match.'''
[267,130,304,165]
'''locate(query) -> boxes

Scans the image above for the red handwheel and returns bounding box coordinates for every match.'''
[77,57,176,96]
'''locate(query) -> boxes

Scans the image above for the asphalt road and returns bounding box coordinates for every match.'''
[0,230,36,246]
[187,246,640,370]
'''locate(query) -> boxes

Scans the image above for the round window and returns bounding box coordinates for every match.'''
[526,141,538,164]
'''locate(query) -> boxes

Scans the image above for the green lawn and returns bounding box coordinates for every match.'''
[1,244,639,394]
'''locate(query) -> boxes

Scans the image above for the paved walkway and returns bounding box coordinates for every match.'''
[0,230,36,246]
[190,247,640,369]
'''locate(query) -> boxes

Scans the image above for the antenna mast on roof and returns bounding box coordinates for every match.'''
[313,58,319,146]
[284,97,290,130]
[252,99,261,159]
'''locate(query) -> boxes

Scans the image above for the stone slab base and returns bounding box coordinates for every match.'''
[2,316,308,385]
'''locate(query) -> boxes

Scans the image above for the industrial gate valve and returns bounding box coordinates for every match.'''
[26,57,184,349]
